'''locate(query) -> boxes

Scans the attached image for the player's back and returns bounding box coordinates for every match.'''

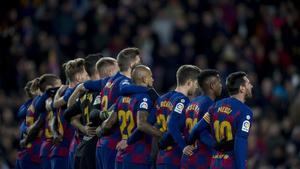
[156,91,189,167]
[181,95,214,169]
[22,95,43,163]
[98,72,131,149]
[208,97,252,169]
[100,72,131,112]
[155,91,176,133]
[50,87,75,158]
[40,109,56,158]
[115,87,153,165]
[96,72,132,169]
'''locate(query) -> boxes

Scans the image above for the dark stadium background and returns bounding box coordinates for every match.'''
[0,0,300,168]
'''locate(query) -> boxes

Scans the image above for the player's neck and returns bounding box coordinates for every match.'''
[175,86,188,97]
[120,71,131,78]
[69,81,77,88]
[91,74,99,80]
[231,94,245,103]
[135,81,147,87]
[205,91,216,101]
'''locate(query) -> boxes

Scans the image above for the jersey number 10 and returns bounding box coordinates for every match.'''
[213,120,233,142]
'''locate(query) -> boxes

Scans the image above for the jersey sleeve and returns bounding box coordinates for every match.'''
[236,108,253,138]
[84,80,104,91]
[188,117,210,145]
[63,88,74,102]
[167,97,189,150]
[127,95,152,144]
[18,103,29,119]
[136,95,153,112]
[35,93,51,119]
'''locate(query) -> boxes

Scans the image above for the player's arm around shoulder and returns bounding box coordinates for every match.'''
[67,83,86,108]
[53,85,68,108]
[137,95,162,137]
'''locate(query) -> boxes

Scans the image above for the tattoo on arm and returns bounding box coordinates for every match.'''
[137,110,162,137]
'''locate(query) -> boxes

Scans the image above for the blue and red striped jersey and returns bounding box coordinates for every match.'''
[21,95,43,163]
[97,72,131,149]
[115,85,154,165]
[40,109,56,158]
[156,91,189,167]
[204,97,253,169]
[181,95,214,169]
[50,87,75,157]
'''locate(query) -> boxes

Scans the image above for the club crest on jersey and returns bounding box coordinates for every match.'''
[174,103,184,114]
[140,102,148,109]
[242,120,250,132]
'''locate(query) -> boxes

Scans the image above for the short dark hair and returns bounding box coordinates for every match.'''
[96,57,117,75]
[176,65,201,86]
[63,58,86,82]
[198,69,220,89]
[31,74,60,92]
[117,47,140,72]
[85,53,103,76]
[226,71,247,95]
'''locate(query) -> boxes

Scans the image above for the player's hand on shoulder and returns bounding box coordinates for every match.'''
[183,145,195,156]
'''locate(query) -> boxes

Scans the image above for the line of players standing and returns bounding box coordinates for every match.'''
[16,47,253,169]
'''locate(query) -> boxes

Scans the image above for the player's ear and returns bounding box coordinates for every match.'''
[142,76,148,84]
[239,85,245,94]
[186,79,193,87]
[209,81,214,90]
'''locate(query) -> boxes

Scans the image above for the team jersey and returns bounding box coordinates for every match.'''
[156,91,189,166]
[82,92,98,125]
[181,95,214,169]
[20,95,43,163]
[66,77,109,133]
[64,78,109,162]
[83,77,110,92]
[50,87,75,157]
[18,99,33,119]
[40,108,56,158]
[204,97,253,169]
[16,99,34,160]
[115,85,154,164]
[97,72,131,149]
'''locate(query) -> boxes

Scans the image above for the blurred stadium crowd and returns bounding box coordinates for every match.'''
[0,0,300,168]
